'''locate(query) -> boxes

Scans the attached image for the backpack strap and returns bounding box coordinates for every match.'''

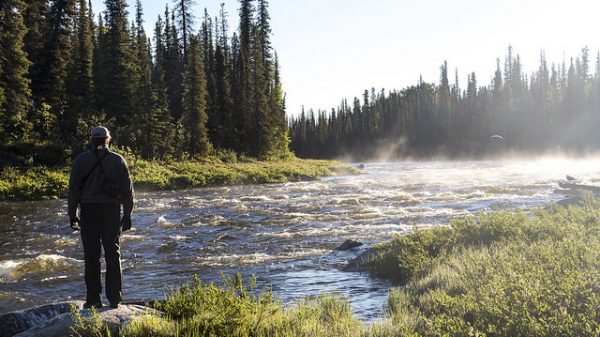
[79,151,108,191]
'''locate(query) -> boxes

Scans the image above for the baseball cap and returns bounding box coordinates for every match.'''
[91,126,111,139]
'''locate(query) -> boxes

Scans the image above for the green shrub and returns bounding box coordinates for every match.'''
[122,274,363,337]
[374,200,600,337]
[212,148,238,163]
[368,226,455,284]
[70,304,112,337]
[0,167,68,200]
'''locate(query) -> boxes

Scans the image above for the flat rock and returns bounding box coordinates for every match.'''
[0,301,84,337]
[335,239,364,251]
[13,304,158,337]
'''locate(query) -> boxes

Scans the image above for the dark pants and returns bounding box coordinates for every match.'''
[80,203,122,304]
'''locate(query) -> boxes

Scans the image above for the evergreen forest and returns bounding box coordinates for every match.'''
[0,0,288,167]
[290,47,600,159]
[3,1,600,165]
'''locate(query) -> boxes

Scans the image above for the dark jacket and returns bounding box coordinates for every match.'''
[68,147,134,219]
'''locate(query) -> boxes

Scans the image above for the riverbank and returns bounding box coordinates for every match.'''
[7,200,597,336]
[365,197,600,336]
[0,156,359,201]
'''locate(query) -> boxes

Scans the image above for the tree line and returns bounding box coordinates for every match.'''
[0,0,289,167]
[290,46,600,159]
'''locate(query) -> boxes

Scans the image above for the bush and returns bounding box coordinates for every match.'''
[0,167,68,200]
[70,304,112,337]
[368,226,455,284]
[212,148,238,163]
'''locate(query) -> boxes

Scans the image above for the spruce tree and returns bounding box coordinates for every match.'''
[152,14,176,159]
[133,0,158,157]
[213,5,235,150]
[258,0,289,158]
[101,0,138,146]
[251,26,271,158]
[257,0,271,57]
[36,0,76,139]
[438,61,451,134]
[182,35,211,158]
[0,0,32,142]
[269,53,290,157]
[201,10,218,147]
[173,0,195,61]
[229,32,245,153]
[23,0,49,104]
[92,13,108,114]
[65,0,95,154]
[163,6,184,123]
[238,0,253,56]
[236,0,254,154]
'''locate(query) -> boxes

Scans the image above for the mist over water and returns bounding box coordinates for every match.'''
[1,158,599,320]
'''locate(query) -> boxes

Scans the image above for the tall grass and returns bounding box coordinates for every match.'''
[367,197,600,336]
[121,273,364,337]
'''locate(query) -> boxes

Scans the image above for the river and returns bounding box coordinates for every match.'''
[1,159,599,320]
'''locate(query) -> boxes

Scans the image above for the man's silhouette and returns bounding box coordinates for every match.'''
[68,126,134,309]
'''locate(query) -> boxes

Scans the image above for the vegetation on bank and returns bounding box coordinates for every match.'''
[367,197,600,336]
[72,274,364,337]
[0,154,358,201]
[69,200,600,337]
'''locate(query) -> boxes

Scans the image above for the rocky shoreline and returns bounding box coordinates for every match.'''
[0,301,158,337]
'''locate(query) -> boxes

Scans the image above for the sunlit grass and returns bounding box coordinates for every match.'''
[367,197,600,336]
[121,273,364,337]
[0,155,357,201]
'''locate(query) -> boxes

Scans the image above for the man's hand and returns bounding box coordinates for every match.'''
[121,215,132,232]
[70,217,81,231]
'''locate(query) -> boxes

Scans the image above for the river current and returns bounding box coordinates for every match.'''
[1,159,599,320]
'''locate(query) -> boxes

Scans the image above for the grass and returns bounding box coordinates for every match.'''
[0,166,70,201]
[366,197,600,336]
[67,199,600,337]
[0,151,358,201]
[70,304,113,337]
[121,273,364,337]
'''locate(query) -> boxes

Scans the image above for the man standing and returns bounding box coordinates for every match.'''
[68,126,134,309]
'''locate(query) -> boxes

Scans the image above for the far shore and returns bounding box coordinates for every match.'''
[0,157,360,202]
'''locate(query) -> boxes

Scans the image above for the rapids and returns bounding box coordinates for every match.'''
[1,159,599,321]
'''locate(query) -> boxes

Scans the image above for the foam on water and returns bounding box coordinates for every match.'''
[387,192,418,202]
[168,235,189,241]
[0,255,82,281]
[121,234,144,242]
[239,195,274,202]
[195,248,330,267]
[0,260,21,281]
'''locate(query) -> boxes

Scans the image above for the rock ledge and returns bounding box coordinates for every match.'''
[2,302,157,337]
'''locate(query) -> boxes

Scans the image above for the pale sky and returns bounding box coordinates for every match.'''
[91,0,600,116]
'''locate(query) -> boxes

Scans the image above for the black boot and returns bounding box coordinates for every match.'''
[83,301,103,309]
